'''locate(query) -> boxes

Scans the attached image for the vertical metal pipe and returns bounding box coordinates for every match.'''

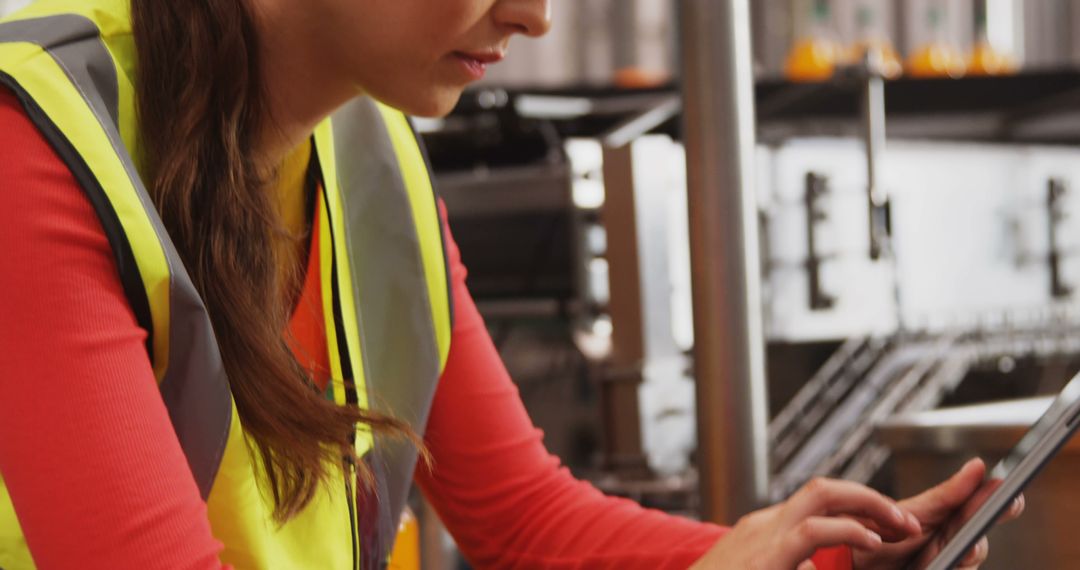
[862,59,889,260]
[863,76,886,210]
[679,0,770,523]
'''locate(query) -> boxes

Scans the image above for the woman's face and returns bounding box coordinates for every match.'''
[309,0,551,117]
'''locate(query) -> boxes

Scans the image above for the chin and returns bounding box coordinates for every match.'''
[392,88,465,119]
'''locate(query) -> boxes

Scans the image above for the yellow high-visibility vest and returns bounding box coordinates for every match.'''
[0,1,453,568]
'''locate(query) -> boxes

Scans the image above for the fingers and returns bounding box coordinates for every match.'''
[787,478,920,537]
[957,536,989,568]
[796,561,817,570]
[946,477,1001,534]
[955,480,1023,528]
[1001,493,1025,523]
[781,516,884,563]
[900,458,986,525]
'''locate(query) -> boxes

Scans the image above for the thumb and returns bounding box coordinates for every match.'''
[900,458,986,525]
[796,561,817,570]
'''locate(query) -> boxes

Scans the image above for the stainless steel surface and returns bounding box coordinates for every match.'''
[860,55,890,261]
[480,0,677,87]
[879,396,1080,570]
[769,337,889,473]
[771,325,1080,498]
[610,0,639,71]
[679,0,770,522]
[749,1,790,76]
[746,0,1049,77]
[514,93,673,121]
[1024,0,1071,70]
[474,0,1074,86]
[837,346,972,482]
[878,397,1056,451]
[771,336,962,498]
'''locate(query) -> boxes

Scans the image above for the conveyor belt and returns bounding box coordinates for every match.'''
[770,335,959,500]
[769,336,891,472]
[768,325,1080,501]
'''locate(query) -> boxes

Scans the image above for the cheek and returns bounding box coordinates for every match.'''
[322,0,482,115]
[348,0,466,60]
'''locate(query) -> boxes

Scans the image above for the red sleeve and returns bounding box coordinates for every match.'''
[416,202,853,569]
[0,89,227,569]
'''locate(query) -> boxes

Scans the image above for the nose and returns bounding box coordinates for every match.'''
[492,0,552,38]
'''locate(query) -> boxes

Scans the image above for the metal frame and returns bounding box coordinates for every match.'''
[596,143,649,475]
[803,171,837,311]
[1047,178,1074,300]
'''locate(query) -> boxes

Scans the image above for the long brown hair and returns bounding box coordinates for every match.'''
[131,0,415,522]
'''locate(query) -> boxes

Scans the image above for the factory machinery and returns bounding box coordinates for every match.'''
[421,67,1080,521]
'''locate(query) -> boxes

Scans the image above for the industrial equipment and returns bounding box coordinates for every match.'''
[423,68,1080,527]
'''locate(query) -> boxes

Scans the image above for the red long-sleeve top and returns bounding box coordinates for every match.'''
[0,88,849,569]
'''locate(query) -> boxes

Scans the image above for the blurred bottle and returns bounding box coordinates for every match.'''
[785,0,842,82]
[846,0,903,79]
[906,3,966,78]
[967,0,1018,76]
[389,507,420,570]
[613,67,671,89]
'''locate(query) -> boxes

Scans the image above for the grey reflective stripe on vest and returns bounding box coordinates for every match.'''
[0,15,119,126]
[326,98,443,564]
[0,15,232,500]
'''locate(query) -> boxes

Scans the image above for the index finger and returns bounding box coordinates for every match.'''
[937,478,1021,548]
[786,478,920,538]
[901,458,986,526]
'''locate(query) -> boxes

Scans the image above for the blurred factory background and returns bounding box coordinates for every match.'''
[482,0,1080,86]
[3,0,1077,568]
[417,1,1080,568]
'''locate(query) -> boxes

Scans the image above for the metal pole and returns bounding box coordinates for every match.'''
[679,0,770,523]
[862,54,889,260]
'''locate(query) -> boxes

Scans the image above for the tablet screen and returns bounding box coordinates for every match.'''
[917,372,1080,570]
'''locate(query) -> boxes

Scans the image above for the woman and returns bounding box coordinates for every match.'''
[0,0,1018,568]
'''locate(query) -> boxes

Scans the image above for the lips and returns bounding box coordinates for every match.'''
[455,50,505,65]
[451,50,504,81]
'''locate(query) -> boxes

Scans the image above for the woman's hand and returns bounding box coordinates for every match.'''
[690,478,922,570]
[852,458,1024,570]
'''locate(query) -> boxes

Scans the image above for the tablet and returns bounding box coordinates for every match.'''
[919,370,1080,570]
